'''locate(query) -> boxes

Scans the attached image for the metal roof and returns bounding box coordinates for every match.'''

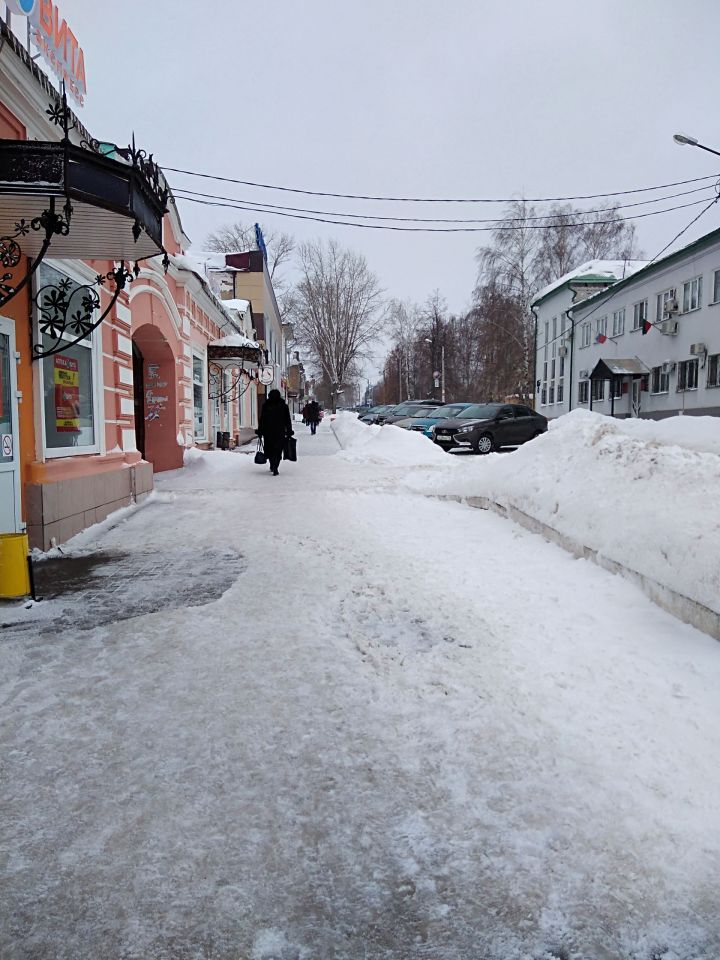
[590,358,650,379]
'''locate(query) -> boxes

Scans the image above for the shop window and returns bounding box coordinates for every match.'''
[193,354,206,439]
[36,263,98,455]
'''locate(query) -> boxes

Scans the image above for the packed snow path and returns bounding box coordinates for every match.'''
[2,422,719,960]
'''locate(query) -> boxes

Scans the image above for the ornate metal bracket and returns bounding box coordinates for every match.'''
[0,198,72,310]
[208,362,257,402]
[32,263,134,362]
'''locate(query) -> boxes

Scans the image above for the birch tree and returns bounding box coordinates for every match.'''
[293,239,384,412]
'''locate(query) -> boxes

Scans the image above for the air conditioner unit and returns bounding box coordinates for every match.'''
[558,345,568,358]
[665,298,679,315]
[660,319,679,336]
[661,361,676,375]
[579,369,589,379]
[689,342,707,355]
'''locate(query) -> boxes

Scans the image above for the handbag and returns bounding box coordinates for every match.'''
[254,438,267,464]
[283,435,297,462]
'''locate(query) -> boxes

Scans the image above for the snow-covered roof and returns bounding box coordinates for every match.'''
[532,260,649,307]
[220,298,250,314]
[209,332,259,349]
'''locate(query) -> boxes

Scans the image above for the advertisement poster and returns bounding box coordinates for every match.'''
[54,355,81,433]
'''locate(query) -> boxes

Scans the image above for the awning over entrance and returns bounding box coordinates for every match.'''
[0,138,167,262]
[207,333,262,367]
[590,357,650,380]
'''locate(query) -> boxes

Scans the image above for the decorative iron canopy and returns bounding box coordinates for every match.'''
[207,343,263,368]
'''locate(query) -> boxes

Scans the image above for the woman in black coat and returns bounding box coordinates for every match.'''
[257,389,293,476]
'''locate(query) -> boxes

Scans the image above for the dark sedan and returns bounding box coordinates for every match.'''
[453,403,547,453]
[430,403,497,449]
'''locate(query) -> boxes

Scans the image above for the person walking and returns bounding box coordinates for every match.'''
[305,398,321,435]
[257,389,292,476]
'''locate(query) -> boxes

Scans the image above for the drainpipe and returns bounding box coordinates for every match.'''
[565,307,575,412]
[530,305,539,410]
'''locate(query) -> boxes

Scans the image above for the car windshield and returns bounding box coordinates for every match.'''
[409,406,440,418]
[390,404,422,416]
[433,405,468,419]
[457,404,502,420]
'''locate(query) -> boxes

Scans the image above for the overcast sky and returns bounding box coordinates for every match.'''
[20,0,720,372]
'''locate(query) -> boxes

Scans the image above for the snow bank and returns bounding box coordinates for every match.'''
[407,410,720,613]
[333,412,447,466]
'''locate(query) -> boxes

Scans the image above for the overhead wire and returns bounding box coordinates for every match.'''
[169,182,717,225]
[163,166,720,204]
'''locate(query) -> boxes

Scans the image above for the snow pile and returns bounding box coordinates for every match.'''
[333,412,447,465]
[407,409,720,613]
[210,331,259,349]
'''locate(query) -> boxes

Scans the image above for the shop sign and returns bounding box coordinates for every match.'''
[6,0,87,106]
[53,354,80,432]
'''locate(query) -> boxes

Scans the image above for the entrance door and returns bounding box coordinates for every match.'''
[0,317,21,533]
[631,379,642,418]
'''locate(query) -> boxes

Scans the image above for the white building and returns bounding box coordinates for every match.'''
[533,229,720,419]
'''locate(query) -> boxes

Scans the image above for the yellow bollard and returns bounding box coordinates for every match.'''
[0,532,31,599]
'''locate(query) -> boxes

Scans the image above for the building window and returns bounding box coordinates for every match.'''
[578,380,589,404]
[656,287,678,321]
[557,379,564,403]
[707,353,720,387]
[650,365,670,394]
[612,309,625,337]
[677,358,699,391]
[193,353,206,439]
[550,358,556,379]
[591,379,605,402]
[581,322,591,347]
[682,276,703,313]
[713,270,720,304]
[611,377,623,399]
[36,263,98,455]
[595,316,607,338]
[544,321,549,344]
[541,385,547,405]
[632,299,647,331]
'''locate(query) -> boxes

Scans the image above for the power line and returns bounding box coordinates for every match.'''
[170,182,716,225]
[163,165,719,204]
[171,192,717,233]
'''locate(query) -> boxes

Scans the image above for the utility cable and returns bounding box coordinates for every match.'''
[164,166,719,204]
[170,182,716,225]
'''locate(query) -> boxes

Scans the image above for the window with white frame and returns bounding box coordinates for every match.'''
[557,379,564,403]
[612,308,625,337]
[549,383,555,404]
[595,316,607,338]
[707,353,720,388]
[36,262,99,454]
[682,276,703,313]
[632,299,647,330]
[650,365,670,394]
[580,322,591,347]
[541,385,547,405]
[192,353,206,439]
[591,379,605,402]
[656,287,678,321]
[611,377,622,399]
[676,357,699,391]
[578,380,589,404]
[713,269,720,304]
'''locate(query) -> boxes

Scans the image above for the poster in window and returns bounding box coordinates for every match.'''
[54,355,81,432]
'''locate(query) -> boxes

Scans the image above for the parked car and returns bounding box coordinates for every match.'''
[387,404,443,427]
[377,400,439,425]
[431,403,498,450]
[394,402,477,436]
[452,403,547,453]
[359,404,396,424]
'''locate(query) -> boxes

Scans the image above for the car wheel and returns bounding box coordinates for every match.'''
[474,433,494,454]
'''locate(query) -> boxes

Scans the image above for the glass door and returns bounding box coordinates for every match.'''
[0,317,21,533]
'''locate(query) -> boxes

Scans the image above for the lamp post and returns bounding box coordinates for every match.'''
[673,133,720,159]
[424,337,445,403]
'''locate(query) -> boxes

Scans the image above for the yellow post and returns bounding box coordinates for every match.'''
[0,533,31,599]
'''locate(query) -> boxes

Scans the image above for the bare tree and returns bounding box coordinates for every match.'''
[293,239,384,412]
[204,220,295,282]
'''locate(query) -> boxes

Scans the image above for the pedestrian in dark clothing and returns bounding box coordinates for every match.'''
[257,389,292,475]
[305,399,321,435]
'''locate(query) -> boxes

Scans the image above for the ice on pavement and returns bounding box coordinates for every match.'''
[2,417,719,959]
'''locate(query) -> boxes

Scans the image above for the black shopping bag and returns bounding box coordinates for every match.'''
[283,436,297,462]
[254,439,267,464]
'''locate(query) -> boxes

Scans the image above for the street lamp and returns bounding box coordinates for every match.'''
[673,133,720,159]
[423,338,445,403]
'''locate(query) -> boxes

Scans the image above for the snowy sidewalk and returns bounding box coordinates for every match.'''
[2,421,719,959]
